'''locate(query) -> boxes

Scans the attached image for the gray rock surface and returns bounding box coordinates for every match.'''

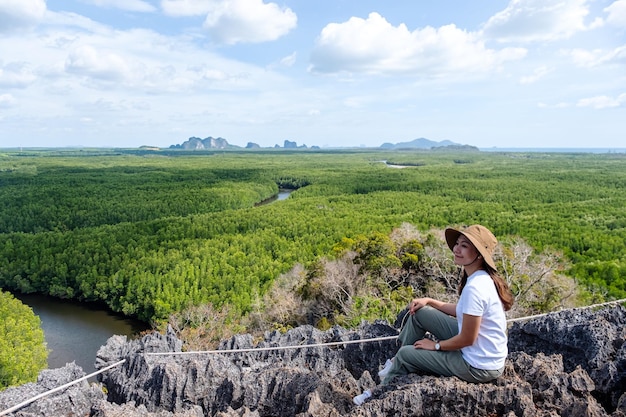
[0,362,105,416]
[1,306,625,416]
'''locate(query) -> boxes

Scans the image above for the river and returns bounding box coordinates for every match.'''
[13,293,149,375]
[255,189,292,206]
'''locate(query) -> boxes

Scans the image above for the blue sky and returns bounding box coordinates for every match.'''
[0,0,625,149]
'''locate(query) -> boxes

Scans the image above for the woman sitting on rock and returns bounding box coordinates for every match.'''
[354,224,515,405]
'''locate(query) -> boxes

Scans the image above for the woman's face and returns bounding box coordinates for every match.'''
[452,235,480,267]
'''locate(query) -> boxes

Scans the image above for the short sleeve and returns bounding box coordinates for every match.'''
[459,281,487,317]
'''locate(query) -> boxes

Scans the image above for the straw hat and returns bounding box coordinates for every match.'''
[444,224,498,271]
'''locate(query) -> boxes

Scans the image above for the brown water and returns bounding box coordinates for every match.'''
[13,293,149,375]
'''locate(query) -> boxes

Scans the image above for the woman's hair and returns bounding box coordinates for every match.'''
[458,263,515,311]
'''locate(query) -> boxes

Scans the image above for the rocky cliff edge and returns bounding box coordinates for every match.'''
[1,305,625,417]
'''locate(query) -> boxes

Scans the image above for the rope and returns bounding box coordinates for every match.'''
[145,335,399,356]
[505,297,626,323]
[0,359,125,417]
[2,297,625,415]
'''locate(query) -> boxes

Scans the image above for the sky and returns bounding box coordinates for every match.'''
[0,0,625,149]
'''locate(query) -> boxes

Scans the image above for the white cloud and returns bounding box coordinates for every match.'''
[567,48,601,67]
[202,0,297,44]
[161,0,213,17]
[0,11,296,144]
[0,62,37,88]
[605,0,626,26]
[577,93,626,108]
[28,23,286,94]
[482,0,590,42]
[519,65,552,84]
[80,0,156,13]
[565,45,626,67]
[196,67,228,81]
[538,101,571,108]
[0,93,16,107]
[0,0,46,33]
[280,52,297,67]
[588,17,604,30]
[309,12,526,76]
[65,45,132,82]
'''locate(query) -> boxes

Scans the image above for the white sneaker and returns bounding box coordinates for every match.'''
[378,359,393,378]
[353,389,371,405]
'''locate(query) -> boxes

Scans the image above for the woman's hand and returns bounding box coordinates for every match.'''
[413,338,437,350]
[408,297,431,315]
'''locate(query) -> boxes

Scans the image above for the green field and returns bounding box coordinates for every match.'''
[1,148,624,324]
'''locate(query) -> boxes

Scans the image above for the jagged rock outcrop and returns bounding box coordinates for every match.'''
[0,362,105,416]
[170,136,234,150]
[508,306,626,412]
[2,306,625,416]
[280,140,308,149]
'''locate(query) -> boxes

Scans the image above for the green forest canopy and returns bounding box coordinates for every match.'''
[0,148,624,324]
[0,290,48,389]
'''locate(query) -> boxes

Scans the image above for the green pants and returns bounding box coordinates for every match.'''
[382,306,502,384]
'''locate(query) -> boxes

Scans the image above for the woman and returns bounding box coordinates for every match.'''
[354,224,514,405]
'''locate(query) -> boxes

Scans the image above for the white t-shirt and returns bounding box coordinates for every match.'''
[455,270,508,370]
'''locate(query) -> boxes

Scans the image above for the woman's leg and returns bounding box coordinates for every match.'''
[397,306,458,346]
[382,306,458,385]
[383,348,502,384]
[384,349,463,382]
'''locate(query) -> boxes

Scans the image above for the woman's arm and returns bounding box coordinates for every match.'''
[412,314,481,351]
[409,297,457,317]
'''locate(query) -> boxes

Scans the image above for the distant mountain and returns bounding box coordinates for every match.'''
[169,137,312,150]
[169,136,239,150]
[169,136,472,151]
[380,138,459,150]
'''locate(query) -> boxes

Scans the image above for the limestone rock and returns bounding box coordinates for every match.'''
[0,362,105,417]
[1,306,624,417]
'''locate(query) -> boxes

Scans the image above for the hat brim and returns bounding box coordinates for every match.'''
[445,227,497,271]
[445,228,462,251]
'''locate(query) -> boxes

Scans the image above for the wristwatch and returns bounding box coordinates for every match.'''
[434,342,441,351]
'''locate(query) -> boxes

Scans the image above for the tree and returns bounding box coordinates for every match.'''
[0,291,48,390]
[497,238,580,318]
